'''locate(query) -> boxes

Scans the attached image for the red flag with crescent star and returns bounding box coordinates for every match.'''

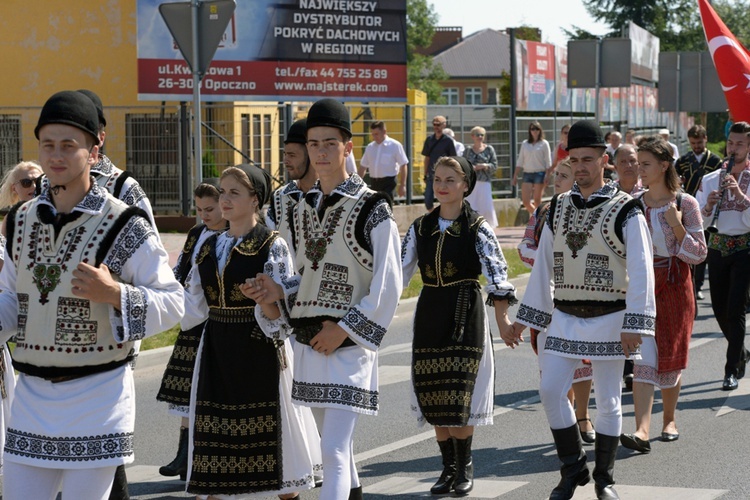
[699,0,750,121]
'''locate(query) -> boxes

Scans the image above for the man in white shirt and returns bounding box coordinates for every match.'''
[358,121,409,200]
[659,129,680,160]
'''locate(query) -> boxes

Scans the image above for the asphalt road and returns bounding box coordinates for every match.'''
[121,272,749,500]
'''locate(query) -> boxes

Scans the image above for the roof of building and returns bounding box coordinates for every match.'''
[433,29,511,78]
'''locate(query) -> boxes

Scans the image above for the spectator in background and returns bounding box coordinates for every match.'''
[512,121,551,215]
[444,128,465,156]
[614,144,645,196]
[359,120,409,201]
[625,130,636,145]
[0,161,42,210]
[605,131,622,179]
[552,124,570,171]
[422,116,457,211]
[659,129,680,160]
[464,126,498,228]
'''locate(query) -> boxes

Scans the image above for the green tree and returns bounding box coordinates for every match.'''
[577,0,750,50]
[406,0,449,103]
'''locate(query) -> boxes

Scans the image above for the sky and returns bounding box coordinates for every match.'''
[430,0,611,47]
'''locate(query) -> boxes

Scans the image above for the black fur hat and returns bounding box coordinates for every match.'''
[77,89,107,127]
[284,118,307,145]
[35,91,100,146]
[306,98,351,136]
[566,120,606,151]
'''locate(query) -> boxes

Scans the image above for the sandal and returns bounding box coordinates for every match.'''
[577,418,596,444]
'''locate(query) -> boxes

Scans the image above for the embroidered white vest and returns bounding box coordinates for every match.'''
[271,182,302,251]
[550,191,632,303]
[291,191,376,321]
[11,198,135,370]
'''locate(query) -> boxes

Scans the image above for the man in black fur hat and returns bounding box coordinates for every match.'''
[247,98,402,500]
[508,120,656,500]
[0,91,184,499]
[265,118,317,260]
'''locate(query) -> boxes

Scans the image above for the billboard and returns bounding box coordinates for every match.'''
[137,0,408,101]
[515,40,556,111]
[628,21,660,82]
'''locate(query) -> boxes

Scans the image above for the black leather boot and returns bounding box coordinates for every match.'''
[453,436,474,496]
[549,424,590,500]
[348,485,363,499]
[430,438,456,494]
[108,464,130,500]
[159,426,189,480]
[593,433,620,500]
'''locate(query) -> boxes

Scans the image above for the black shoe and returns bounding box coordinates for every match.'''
[348,485,363,500]
[159,427,189,480]
[619,433,651,454]
[623,374,634,393]
[660,432,679,442]
[696,291,704,300]
[430,438,456,495]
[453,436,474,496]
[577,418,596,444]
[723,374,739,391]
[593,434,620,500]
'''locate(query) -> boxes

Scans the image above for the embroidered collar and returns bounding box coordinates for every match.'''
[37,176,109,216]
[420,201,478,237]
[91,154,117,177]
[570,181,621,208]
[307,173,366,201]
[281,180,303,197]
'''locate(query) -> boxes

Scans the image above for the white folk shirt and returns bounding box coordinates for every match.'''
[516,183,656,360]
[359,135,409,178]
[696,162,750,235]
[256,175,402,415]
[0,182,183,469]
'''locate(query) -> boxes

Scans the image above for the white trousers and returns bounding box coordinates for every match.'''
[539,352,624,437]
[3,462,116,500]
[319,408,360,500]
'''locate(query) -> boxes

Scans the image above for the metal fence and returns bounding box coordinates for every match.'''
[1,102,683,215]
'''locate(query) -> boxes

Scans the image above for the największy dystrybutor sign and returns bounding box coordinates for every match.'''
[137,0,407,102]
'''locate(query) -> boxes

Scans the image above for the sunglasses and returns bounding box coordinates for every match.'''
[433,122,445,126]
[15,178,38,189]
[531,127,540,131]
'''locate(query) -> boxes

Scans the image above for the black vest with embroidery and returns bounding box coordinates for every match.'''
[194,224,276,324]
[174,224,207,286]
[414,205,483,286]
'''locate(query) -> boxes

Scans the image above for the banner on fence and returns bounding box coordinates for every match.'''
[137,0,408,102]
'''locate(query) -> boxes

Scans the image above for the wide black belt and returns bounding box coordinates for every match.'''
[293,322,356,348]
[556,303,626,319]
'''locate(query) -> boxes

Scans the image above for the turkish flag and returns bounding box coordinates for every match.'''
[699,0,750,121]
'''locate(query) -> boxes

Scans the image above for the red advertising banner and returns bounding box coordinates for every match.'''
[137,0,407,102]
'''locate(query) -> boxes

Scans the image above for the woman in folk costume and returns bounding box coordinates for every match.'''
[401,156,516,496]
[619,137,707,454]
[517,158,597,445]
[156,181,227,480]
[180,164,321,499]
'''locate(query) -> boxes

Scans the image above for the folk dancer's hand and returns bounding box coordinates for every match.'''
[240,273,283,305]
[621,332,642,358]
[310,320,350,355]
[71,262,121,309]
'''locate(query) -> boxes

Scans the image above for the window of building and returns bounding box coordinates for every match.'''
[125,112,180,211]
[465,87,482,105]
[441,88,459,105]
[0,115,22,177]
